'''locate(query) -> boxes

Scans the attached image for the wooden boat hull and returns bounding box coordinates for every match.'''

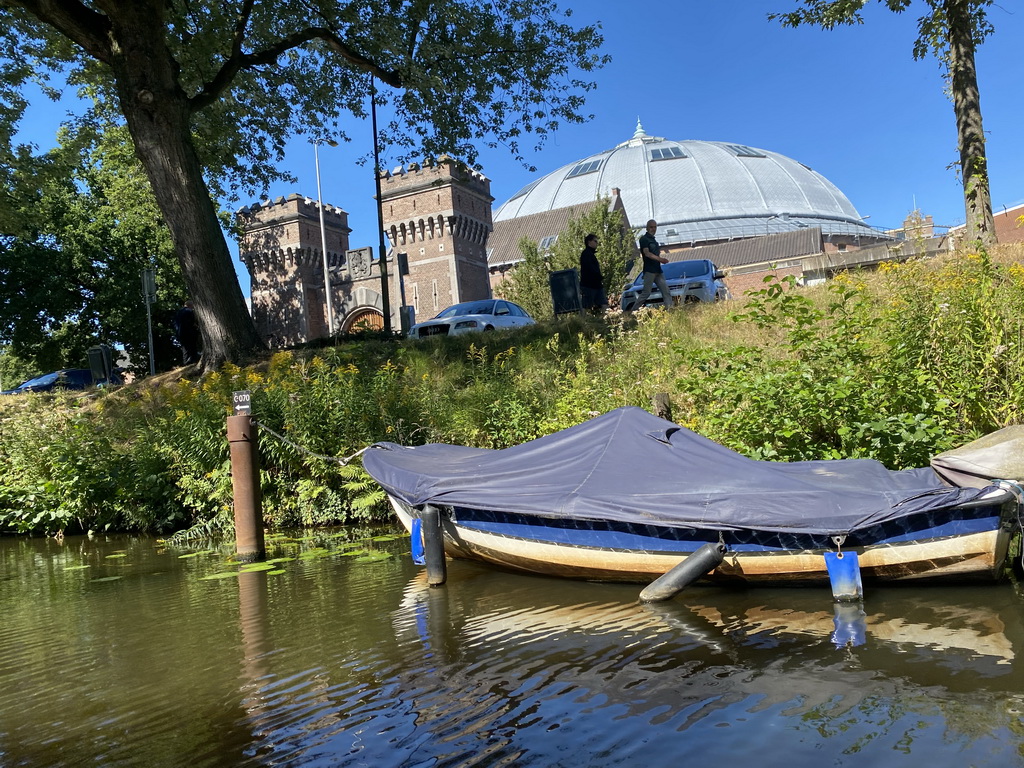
[390,493,1019,585]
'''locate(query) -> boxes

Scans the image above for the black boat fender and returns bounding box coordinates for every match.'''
[420,504,448,586]
[639,541,727,603]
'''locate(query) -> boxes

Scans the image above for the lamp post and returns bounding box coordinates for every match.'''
[141,267,156,376]
[313,138,338,337]
[370,76,393,334]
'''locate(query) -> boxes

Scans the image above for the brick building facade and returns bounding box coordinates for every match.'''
[238,159,493,345]
[949,201,1024,245]
[238,194,353,346]
[380,158,493,320]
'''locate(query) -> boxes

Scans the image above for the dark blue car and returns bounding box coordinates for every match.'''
[2,369,102,395]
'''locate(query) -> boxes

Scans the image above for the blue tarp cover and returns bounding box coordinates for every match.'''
[362,407,990,535]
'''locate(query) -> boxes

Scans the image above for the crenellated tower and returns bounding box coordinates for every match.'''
[379,157,493,317]
[238,193,351,346]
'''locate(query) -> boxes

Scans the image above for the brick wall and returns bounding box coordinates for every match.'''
[380,158,493,311]
[725,264,803,298]
[238,193,351,345]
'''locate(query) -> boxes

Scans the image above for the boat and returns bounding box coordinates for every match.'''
[362,407,1023,586]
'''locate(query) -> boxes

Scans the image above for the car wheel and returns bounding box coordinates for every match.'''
[484,325,494,331]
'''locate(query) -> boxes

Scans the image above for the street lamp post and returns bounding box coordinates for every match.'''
[314,139,338,337]
[141,267,156,376]
[370,76,393,334]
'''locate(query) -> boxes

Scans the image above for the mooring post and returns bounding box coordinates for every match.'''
[420,504,448,586]
[653,392,672,422]
[228,390,265,563]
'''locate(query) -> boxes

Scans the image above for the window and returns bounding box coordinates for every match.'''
[539,235,558,251]
[508,178,543,201]
[651,146,686,160]
[724,144,765,158]
[566,159,602,178]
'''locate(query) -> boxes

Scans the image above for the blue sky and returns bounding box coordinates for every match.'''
[16,2,1024,294]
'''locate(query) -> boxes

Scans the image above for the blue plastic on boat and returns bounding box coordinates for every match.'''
[831,602,867,647]
[824,550,863,602]
[411,518,425,565]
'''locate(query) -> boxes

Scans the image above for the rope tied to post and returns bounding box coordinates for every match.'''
[252,419,371,466]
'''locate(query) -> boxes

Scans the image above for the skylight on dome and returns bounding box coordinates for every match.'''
[651,146,686,160]
[725,144,765,158]
[566,160,602,178]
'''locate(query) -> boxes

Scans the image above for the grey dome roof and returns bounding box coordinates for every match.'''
[494,122,881,245]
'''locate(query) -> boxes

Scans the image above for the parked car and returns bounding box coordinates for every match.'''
[1,368,116,395]
[620,258,729,311]
[409,299,536,338]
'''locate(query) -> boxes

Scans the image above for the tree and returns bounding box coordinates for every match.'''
[1,121,184,373]
[770,0,997,247]
[497,200,635,319]
[1,0,608,367]
[498,238,554,320]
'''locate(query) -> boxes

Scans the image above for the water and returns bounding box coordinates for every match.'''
[2,531,1024,767]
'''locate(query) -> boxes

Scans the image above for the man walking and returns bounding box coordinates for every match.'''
[627,219,670,311]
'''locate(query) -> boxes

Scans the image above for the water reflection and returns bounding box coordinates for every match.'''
[383,566,1024,765]
[3,534,1024,766]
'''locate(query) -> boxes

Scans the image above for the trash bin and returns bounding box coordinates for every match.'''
[549,269,583,316]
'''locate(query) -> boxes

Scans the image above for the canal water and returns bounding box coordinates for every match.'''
[2,530,1024,767]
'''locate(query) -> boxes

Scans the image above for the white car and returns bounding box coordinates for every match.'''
[409,299,536,338]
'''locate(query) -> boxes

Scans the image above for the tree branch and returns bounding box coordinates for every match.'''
[7,0,113,63]
[189,25,403,113]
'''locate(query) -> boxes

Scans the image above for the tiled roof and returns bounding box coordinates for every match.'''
[488,195,631,267]
[673,227,824,269]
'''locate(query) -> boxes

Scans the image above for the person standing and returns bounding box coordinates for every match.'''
[627,219,670,311]
[578,233,607,313]
[173,300,201,365]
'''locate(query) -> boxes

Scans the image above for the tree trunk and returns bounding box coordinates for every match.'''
[945,0,996,247]
[104,2,265,369]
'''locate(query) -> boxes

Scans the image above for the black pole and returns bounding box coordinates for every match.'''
[371,76,393,334]
[420,505,448,586]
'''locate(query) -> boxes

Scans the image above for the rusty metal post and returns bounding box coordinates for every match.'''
[227,414,265,562]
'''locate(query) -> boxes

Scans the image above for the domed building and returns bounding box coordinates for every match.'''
[487,121,896,294]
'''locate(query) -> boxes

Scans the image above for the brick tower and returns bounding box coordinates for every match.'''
[379,157,493,319]
[238,194,351,346]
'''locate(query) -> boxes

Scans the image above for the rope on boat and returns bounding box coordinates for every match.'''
[251,419,371,466]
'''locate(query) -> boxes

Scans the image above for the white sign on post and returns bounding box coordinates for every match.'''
[232,390,252,415]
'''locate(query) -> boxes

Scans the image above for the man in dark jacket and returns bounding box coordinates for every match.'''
[578,233,607,313]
